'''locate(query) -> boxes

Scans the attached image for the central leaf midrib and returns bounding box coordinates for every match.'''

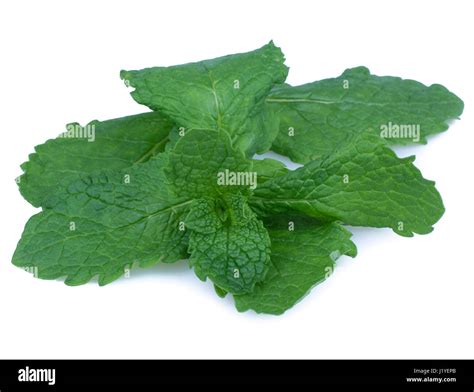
[118,199,194,229]
[202,63,223,131]
[133,137,169,164]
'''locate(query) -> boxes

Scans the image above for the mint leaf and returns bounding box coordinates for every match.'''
[187,195,271,294]
[19,112,174,207]
[250,158,289,184]
[185,197,228,234]
[13,154,192,285]
[121,42,288,154]
[267,67,464,163]
[214,284,228,298]
[251,134,444,236]
[166,129,271,293]
[13,43,463,315]
[14,128,270,287]
[165,129,251,198]
[243,102,281,156]
[234,215,356,315]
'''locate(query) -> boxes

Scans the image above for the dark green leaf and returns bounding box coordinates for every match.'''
[19,112,174,207]
[234,215,356,315]
[251,134,444,236]
[13,154,192,285]
[188,196,271,294]
[268,67,464,163]
[121,42,288,154]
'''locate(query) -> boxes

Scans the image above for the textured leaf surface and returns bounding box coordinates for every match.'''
[13,155,192,285]
[234,216,356,315]
[188,196,271,294]
[267,67,464,163]
[165,129,252,197]
[250,158,289,184]
[13,45,460,312]
[121,42,288,154]
[19,112,174,207]
[251,134,445,236]
[168,130,271,293]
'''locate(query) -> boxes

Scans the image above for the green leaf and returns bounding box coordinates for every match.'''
[14,126,260,286]
[13,154,192,285]
[170,129,273,294]
[234,215,356,315]
[187,195,271,294]
[214,284,228,298]
[250,158,289,184]
[14,44,459,313]
[267,67,464,163]
[184,197,225,234]
[121,41,288,155]
[242,102,281,156]
[19,112,174,207]
[251,134,445,236]
[163,105,281,157]
[165,129,252,198]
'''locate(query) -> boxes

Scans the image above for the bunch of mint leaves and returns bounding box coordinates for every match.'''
[13,42,463,315]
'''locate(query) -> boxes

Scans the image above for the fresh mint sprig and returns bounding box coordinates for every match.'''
[13,42,463,314]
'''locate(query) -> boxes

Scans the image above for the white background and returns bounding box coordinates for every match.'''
[0,0,473,359]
